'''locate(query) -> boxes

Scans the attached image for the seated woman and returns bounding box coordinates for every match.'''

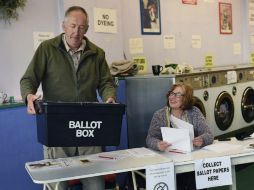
[146,83,214,190]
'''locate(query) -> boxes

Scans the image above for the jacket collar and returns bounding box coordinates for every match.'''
[52,33,98,54]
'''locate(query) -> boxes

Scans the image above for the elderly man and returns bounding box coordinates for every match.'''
[20,6,116,190]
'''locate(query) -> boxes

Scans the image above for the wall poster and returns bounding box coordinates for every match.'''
[219,2,233,34]
[140,0,161,35]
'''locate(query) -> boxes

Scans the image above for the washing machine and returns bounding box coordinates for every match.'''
[234,66,254,139]
[208,70,238,138]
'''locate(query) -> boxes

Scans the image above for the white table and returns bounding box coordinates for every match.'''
[26,139,254,190]
[25,147,171,190]
[132,138,254,190]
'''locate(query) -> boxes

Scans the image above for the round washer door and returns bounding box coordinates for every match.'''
[214,91,234,131]
[241,87,254,123]
[193,96,206,118]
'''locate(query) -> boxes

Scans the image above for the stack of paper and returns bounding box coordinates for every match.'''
[161,115,194,152]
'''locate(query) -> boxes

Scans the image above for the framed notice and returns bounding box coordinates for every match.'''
[140,0,161,35]
[219,3,233,34]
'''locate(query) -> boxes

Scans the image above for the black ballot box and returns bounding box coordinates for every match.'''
[34,101,125,147]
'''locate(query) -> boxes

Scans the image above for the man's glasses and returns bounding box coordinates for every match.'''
[168,91,185,98]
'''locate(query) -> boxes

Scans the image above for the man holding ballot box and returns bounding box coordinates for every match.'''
[20,6,116,190]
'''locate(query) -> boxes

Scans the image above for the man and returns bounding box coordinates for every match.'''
[20,6,116,190]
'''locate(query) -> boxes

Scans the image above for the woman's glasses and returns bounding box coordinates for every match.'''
[169,91,185,98]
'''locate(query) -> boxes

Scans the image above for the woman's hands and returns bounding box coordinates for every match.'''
[193,136,204,147]
[157,141,171,151]
[157,137,204,152]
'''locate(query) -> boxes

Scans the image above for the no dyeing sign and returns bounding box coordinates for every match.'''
[195,156,232,189]
[94,8,117,33]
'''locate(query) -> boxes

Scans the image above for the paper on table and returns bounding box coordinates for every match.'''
[26,157,92,171]
[161,127,192,152]
[127,147,156,157]
[202,142,242,153]
[170,114,194,150]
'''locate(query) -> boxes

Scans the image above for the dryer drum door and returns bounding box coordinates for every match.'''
[193,96,206,118]
[214,91,234,131]
[241,87,254,123]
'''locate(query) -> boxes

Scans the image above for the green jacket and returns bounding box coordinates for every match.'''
[20,34,116,102]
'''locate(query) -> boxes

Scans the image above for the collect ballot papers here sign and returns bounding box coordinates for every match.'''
[195,156,232,189]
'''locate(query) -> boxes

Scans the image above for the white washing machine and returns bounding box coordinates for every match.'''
[234,67,254,139]
[207,70,237,138]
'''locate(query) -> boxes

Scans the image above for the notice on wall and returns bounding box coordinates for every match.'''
[195,156,232,189]
[250,33,254,44]
[250,53,254,65]
[233,43,241,55]
[146,162,175,190]
[133,56,148,74]
[204,0,215,3]
[163,35,175,49]
[249,0,254,25]
[33,32,54,51]
[204,54,213,68]
[129,38,144,54]
[94,8,117,33]
[192,35,201,48]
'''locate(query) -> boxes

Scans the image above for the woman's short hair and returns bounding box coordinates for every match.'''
[166,83,194,110]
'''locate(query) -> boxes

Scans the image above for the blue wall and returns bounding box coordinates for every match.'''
[0,106,43,190]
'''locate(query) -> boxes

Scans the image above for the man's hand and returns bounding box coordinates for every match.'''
[106,97,115,103]
[26,94,41,114]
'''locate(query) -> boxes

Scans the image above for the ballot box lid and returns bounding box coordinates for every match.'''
[35,101,125,147]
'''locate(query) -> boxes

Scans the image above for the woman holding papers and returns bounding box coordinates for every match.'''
[146,83,213,151]
[146,83,213,190]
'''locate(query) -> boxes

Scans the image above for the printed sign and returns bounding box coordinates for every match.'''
[146,162,175,190]
[133,56,148,74]
[33,32,54,51]
[204,54,213,68]
[250,53,254,65]
[94,8,117,33]
[195,156,232,189]
[69,120,103,137]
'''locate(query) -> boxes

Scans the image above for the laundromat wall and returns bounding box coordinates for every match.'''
[1,1,254,189]
[0,0,253,96]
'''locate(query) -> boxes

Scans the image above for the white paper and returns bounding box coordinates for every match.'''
[195,156,232,189]
[163,35,175,49]
[204,0,215,3]
[93,8,117,33]
[146,162,175,190]
[26,157,93,171]
[233,43,241,55]
[202,142,242,153]
[161,127,192,152]
[250,33,254,44]
[171,114,194,147]
[192,35,201,48]
[33,32,54,51]
[129,38,144,54]
[249,10,254,26]
[226,71,237,84]
[127,147,156,157]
